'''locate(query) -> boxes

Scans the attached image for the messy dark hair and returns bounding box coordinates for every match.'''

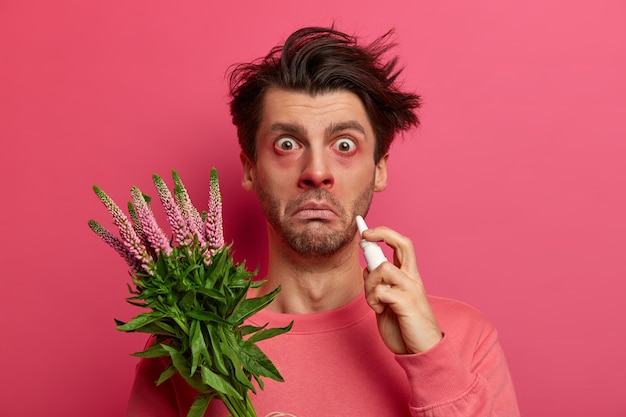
[228,26,421,162]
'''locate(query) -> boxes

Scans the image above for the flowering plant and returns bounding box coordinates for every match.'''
[88,168,291,417]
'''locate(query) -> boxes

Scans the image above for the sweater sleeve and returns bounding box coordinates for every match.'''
[396,326,520,417]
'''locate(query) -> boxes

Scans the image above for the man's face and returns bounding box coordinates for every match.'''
[241,88,388,258]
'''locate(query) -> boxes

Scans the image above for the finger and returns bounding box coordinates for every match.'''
[362,226,419,277]
[364,281,394,314]
[363,262,414,297]
[364,274,418,313]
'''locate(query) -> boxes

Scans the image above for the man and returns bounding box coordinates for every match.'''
[127,27,520,416]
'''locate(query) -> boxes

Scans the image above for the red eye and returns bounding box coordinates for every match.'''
[333,138,356,153]
[275,137,300,151]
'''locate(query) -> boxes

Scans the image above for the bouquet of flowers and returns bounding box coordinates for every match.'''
[88,168,291,417]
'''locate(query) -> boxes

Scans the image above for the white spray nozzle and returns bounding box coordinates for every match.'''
[355,215,387,271]
[356,215,368,238]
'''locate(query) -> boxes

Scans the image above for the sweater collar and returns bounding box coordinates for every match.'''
[248,292,372,334]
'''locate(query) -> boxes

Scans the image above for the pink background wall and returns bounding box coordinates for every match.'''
[1,1,625,416]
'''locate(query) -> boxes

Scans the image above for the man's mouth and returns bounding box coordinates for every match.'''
[291,202,337,221]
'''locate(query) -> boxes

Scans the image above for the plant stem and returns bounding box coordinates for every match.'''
[219,392,257,417]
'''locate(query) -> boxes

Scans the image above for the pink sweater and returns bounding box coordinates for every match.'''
[126,294,519,416]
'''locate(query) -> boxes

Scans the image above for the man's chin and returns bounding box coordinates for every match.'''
[284,229,353,258]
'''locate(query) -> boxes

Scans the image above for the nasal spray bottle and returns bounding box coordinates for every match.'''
[356,215,388,271]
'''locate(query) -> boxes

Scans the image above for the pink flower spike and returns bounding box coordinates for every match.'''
[131,186,173,256]
[88,219,147,273]
[152,174,194,247]
[203,247,216,266]
[205,168,224,251]
[128,200,152,250]
[92,185,152,268]
[172,170,206,246]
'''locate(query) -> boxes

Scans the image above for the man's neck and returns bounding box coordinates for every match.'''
[256,237,365,314]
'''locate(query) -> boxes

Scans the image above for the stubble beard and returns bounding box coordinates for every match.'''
[256,181,375,258]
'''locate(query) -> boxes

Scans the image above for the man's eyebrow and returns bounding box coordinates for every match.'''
[326,121,367,137]
[267,123,305,136]
[267,121,367,137]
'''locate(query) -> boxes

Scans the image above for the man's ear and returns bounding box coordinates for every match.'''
[374,153,389,192]
[240,152,256,191]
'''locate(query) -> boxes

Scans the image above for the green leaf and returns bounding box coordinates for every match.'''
[187,310,231,326]
[239,324,266,337]
[228,277,253,289]
[126,299,148,308]
[155,320,179,337]
[218,325,255,393]
[155,253,169,277]
[186,394,211,417]
[206,248,230,289]
[189,320,201,375]
[229,286,282,324]
[247,321,293,344]
[230,263,257,285]
[249,278,266,289]
[160,344,205,392]
[115,312,162,332]
[190,320,210,376]
[238,340,284,382]
[207,325,229,376]
[195,287,229,303]
[253,374,265,391]
[131,343,170,358]
[156,365,177,386]
[181,263,203,283]
[200,365,243,400]
[117,318,177,337]
[179,290,197,312]
[225,279,253,318]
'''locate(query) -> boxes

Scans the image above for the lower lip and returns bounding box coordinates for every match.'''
[292,209,337,220]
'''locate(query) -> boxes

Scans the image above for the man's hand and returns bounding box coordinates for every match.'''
[361,226,443,355]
